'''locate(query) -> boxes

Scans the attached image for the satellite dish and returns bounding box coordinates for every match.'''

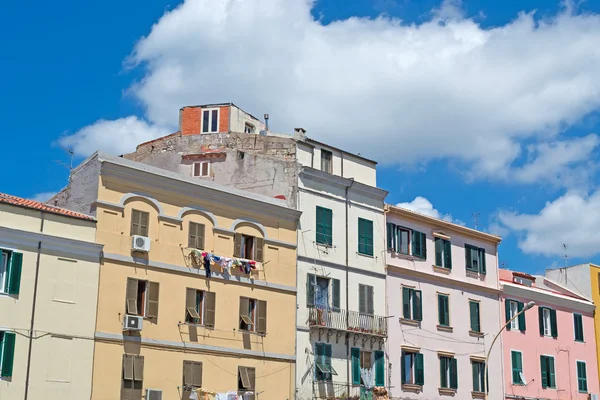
[519,371,527,384]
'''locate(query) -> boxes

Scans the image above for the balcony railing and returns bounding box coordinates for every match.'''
[308,307,387,337]
[313,381,377,400]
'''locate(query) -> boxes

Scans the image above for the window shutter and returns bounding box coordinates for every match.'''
[255,237,264,262]
[548,357,555,388]
[465,246,472,269]
[366,220,373,256]
[479,248,486,274]
[386,223,394,250]
[538,307,544,336]
[133,355,144,381]
[257,300,267,334]
[374,350,384,387]
[183,361,194,386]
[239,297,249,324]
[123,354,134,380]
[444,240,452,269]
[540,356,548,388]
[367,286,374,315]
[359,285,366,314]
[331,279,340,311]
[413,290,422,321]
[189,223,205,250]
[193,362,203,387]
[517,302,526,332]
[204,292,216,328]
[7,252,23,295]
[186,288,198,322]
[401,352,407,384]
[126,278,138,315]
[472,362,479,392]
[233,233,242,257]
[578,361,587,392]
[131,210,140,236]
[314,343,323,380]
[438,295,444,325]
[550,309,558,338]
[324,344,332,381]
[140,211,149,237]
[470,302,480,332]
[411,232,418,257]
[324,209,332,246]
[574,314,584,341]
[415,353,424,385]
[146,281,160,319]
[440,357,447,388]
[239,367,251,388]
[0,332,16,377]
[351,347,360,385]
[317,207,333,246]
[505,300,511,331]
[450,358,458,389]
[307,274,315,307]
[435,238,443,267]
[402,287,411,319]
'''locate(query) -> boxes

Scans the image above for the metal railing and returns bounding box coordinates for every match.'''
[313,381,374,400]
[308,307,387,336]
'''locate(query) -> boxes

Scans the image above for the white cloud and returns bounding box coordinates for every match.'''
[30,192,57,203]
[498,190,600,257]
[67,0,600,187]
[396,196,462,224]
[59,116,169,157]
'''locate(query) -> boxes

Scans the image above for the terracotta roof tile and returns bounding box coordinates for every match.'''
[0,193,95,221]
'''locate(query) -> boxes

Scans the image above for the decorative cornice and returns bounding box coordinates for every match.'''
[299,167,388,201]
[103,252,297,294]
[94,331,295,362]
[298,255,386,279]
[298,187,384,214]
[501,281,595,313]
[177,206,218,226]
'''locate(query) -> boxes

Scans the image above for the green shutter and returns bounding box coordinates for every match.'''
[548,357,556,388]
[438,294,449,326]
[444,240,452,269]
[316,207,332,246]
[472,362,479,392]
[435,238,443,267]
[550,309,558,338]
[351,348,360,385]
[505,300,511,331]
[450,358,458,389]
[415,353,424,385]
[465,245,472,270]
[538,307,545,336]
[574,314,584,341]
[7,252,23,295]
[517,302,526,332]
[387,223,395,251]
[470,301,480,332]
[0,332,16,377]
[440,357,448,388]
[413,290,422,321]
[401,352,407,384]
[421,232,427,259]
[331,279,340,311]
[402,287,411,319]
[307,274,315,307]
[511,351,522,384]
[413,231,426,258]
[479,248,486,274]
[577,361,587,392]
[374,350,384,386]
[324,344,332,381]
[540,356,548,388]
[357,219,373,256]
[315,343,324,380]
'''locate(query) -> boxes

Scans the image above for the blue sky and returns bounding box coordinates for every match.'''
[2,0,600,274]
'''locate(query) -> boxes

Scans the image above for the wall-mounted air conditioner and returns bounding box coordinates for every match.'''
[589,394,598,400]
[146,389,162,400]
[123,314,143,332]
[132,235,151,252]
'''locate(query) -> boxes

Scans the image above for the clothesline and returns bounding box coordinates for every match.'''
[189,249,260,278]
[184,387,254,400]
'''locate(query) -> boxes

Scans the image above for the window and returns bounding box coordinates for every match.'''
[402,287,422,321]
[437,294,450,327]
[412,231,427,259]
[237,151,245,160]
[465,244,486,274]
[130,209,149,237]
[540,355,556,389]
[469,301,481,332]
[538,307,557,338]
[352,348,384,386]
[401,351,424,385]
[239,297,267,334]
[359,284,374,315]
[188,222,205,249]
[122,354,144,400]
[316,206,333,246]
[244,123,255,134]
[321,149,332,173]
[434,238,452,269]
[0,330,16,378]
[386,223,410,255]
[0,249,22,295]
[511,351,523,384]
[506,300,525,332]
[202,109,219,133]
[315,343,335,381]
[439,356,458,389]
[238,366,255,400]
[185,289,216,327]
[574,313,584,342]
[234,233,264,262]
[471,360,486,393]
[514,276,533,286]
[125,278,159,319]
[182,361,203,400]
[577,361,588,392]
[358,218,374,256]
[307,274,340,311]
[193,161,210,177]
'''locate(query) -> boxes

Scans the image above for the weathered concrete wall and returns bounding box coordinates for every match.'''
[49,155,101,216]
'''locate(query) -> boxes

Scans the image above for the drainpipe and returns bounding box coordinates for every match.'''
[345,176,355,396]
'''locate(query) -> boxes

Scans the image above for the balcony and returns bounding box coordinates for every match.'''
[308,307,387,337]
[313,381,388,400]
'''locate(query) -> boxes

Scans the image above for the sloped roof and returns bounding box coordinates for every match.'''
[0,193,95,221]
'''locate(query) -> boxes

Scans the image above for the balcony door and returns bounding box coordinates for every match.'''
[315,277,329,309]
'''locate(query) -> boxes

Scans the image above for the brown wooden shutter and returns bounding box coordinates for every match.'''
[257,300,267,334]
[255,238,264,262]
[133,356,144,381]
[239,367,251,388]
[188,223,205,249]
[359,285,367,314]
[146,282,160,319]
[126,278,138,315]
[197,224,205,250]
[131,210,140,236]
[204,291,216,327]
[186,288,199,320]
[234,233,242,257]
[193,362,203,387]
[247,367,256,390]
[140,211,149,237]
[123,354,134,380]
[239,296,249,324]
[183,361,194,386]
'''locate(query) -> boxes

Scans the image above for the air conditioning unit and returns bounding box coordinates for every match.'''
[132,235,151,252]
[589,394,598,400]
[146,389,162,400]
[123,314,143,332]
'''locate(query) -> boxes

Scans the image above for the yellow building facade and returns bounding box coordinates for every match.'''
[54,153,301,400]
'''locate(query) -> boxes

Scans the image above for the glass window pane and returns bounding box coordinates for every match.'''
[202,110,210,133]
[211,110,218,132]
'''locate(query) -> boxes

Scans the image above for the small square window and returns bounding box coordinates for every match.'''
[237,151,245,160]
[193,162,210,177]
[321,149,332,173]
[244,123,255,134]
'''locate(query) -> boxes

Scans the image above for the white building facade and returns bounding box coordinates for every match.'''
[294,138,388,400]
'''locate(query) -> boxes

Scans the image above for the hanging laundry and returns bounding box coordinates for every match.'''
[248,260,257,270]
[191,249,202,266]
[203,254,211,277]
[241,260,251,274]
[211,254,221,263]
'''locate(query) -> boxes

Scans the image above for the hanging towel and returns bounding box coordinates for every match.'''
[211,254,221,263]
[203,254,211,277]
[241,261,251,274]
[248,260,257,269]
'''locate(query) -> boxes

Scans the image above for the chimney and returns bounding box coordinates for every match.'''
[294,128,306,140]
[264,113,270,131]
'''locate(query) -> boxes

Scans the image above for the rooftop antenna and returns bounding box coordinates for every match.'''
[562,244,568,267]
[54,146,74,172]
[472,212,480,230]
[500,261,508,269]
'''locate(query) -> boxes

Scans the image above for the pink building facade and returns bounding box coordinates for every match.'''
[500,269,599,400]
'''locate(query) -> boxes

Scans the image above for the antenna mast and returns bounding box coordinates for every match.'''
[472,212,480,230]
[54,147,74,181]
[562,244,568,267]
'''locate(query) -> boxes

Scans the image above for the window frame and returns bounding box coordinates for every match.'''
[202,108,220,133]
[577,360,588,393]
[471,360,486,393]
[386,223,412,255]
[359,284,374,316]
[315,206,333,246]
[0,250,8,293]
[509,300,519,330]
[542,308,551,336]
[237,366,256,399]
[574,313,584,342]
[439,355,457,389]
[185,288,204,325]
[244,123,255,134]
[241,235,255,260]
[540,354,556,389]
[402,286,422,322]
[437,293,450,327]
[130,209,149,237]
[469,300,481,333]
[193,161,210,178]
[511,350,524,385]
[188,221,206,250]
[434,237,452,269]
[401,350,424,386]
[320,149,333,173]
[465,244,486,274]
[182,360,203,399]
[126,278,159,319]
[122,354,144,400]
[357,218,374,256]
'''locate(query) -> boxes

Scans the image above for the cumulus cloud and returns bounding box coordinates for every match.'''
[498,190,600,257]
[59,116,169,156]
[396,196,463,224]
[30,192,57,203]
[65,0,600,188]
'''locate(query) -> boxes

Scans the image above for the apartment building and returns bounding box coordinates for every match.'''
[0,193,102,400]
[500,269,598,399]
[120,102,391,399]
[385,205,504,400]
[51,152,301,400]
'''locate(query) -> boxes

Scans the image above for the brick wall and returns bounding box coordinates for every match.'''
[180,107,202,135]
[219,106,230,132]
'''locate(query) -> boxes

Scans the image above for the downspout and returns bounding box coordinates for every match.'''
[496,242,506,400]
[294,185,301,400]
[345,174,355,396]
[24,211,44,400]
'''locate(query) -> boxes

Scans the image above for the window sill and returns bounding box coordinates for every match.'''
[316,242,333,249]
[399,318,420,327]
[471,391,486,399]
[575,340,585,343]
[237,329,266,337]
[401,384,422,392]
[185,322,214,330]
[466,270,486,279]
[469,330,484,338]
[437,325,453,333]
[357,252,374,258]
[432,265,451,274]
[388,251,424,261]
[438,388,457,396]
